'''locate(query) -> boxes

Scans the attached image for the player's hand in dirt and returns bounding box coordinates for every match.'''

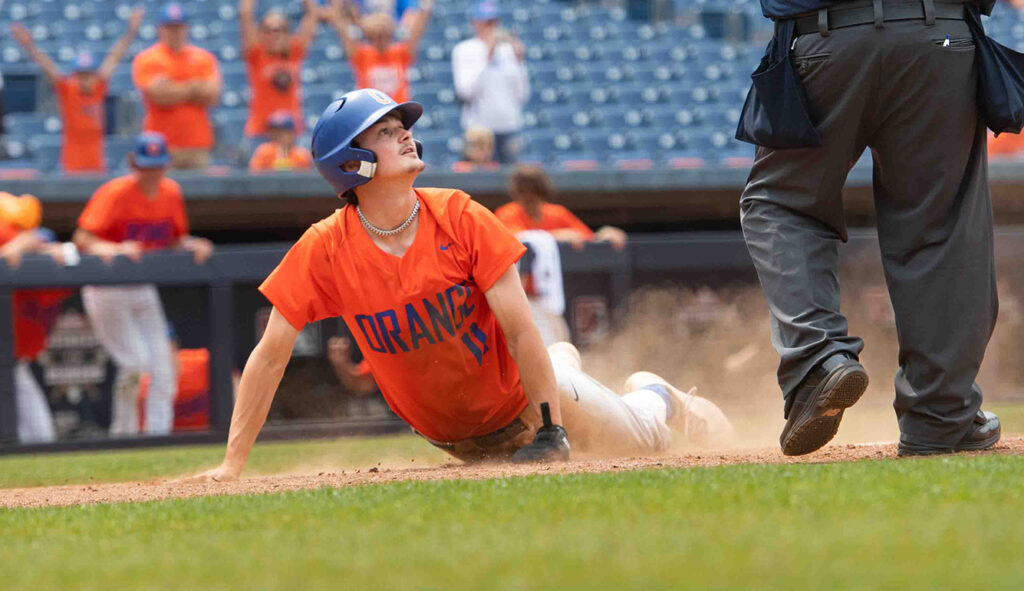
[512,423,571,463]
[176,463,241,484]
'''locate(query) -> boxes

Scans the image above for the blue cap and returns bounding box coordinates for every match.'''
[72,52,96,73]
[267,110,296,132]
[132,132,171,169]
[469,1,501,21]
[159,3,188,25]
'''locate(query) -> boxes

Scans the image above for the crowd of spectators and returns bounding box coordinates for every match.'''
[6,0,534,175]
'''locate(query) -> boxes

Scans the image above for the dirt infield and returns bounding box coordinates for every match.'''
[3,437,1022,509]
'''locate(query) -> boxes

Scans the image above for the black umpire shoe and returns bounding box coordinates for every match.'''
[897,411,1001,457]
[780,354,869,456]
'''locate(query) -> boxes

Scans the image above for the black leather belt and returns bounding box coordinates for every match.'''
[421,417,528,451]
[793,0,967,37]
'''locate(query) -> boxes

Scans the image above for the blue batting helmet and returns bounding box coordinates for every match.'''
[310,88,423,196]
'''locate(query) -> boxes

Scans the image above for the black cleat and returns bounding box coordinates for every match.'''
[897,411,1001,457]
[780,354,869,456]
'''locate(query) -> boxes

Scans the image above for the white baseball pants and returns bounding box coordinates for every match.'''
[15,361,55,444]
[82,284,177,436]
[531,343,673,455]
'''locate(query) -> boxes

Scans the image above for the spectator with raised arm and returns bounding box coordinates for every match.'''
[11,8,143,174]
[249,110,313,171]
[132,3,221,170]
[239,0,320,139]
[451,1,528,164]
[327,0,433,104]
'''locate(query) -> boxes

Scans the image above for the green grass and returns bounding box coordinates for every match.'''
[0,434,446,489]
[2,454,1024,590]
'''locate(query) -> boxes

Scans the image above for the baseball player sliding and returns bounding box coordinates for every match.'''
[194,89,732,481]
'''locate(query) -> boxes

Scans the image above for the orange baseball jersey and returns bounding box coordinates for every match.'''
[245,39,306,137]
[77,174,188,249]
[0,221,72,360]
[132,43,220,149]
[248,142,313,172]
[494,202,596,239]
[260,188,528,442]
[350,43,414,104]
[55,77,107,172]
[139,348,211,431]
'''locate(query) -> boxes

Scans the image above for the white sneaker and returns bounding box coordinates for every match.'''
[623,371,734,448]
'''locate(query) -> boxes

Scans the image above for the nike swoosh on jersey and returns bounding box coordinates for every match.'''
[440,244,451,251]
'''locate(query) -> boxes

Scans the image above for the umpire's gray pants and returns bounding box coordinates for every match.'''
[740,17,997,448]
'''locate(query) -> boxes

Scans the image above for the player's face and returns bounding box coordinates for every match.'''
[269,127,295,147]
[354,114,423,177]
[159,24,188,50]
[261,14,290,53]
[74,71,98,93]
[473,19,499,41]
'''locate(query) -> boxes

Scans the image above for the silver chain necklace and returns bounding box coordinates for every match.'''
[357,199,420,237]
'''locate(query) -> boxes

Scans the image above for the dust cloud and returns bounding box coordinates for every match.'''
[577,276,1024,451]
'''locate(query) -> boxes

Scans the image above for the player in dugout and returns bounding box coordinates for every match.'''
[191,89,733,482]
[10,7,144,174]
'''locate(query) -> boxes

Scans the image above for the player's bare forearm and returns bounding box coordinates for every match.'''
[485,265,563,425]
[295,0,320,46]
[11,24,62,82]
[146,78,194,106]
[239,0,258,50]
[220,308,299,475]
[188,79,221,106]
[99,6,143,79]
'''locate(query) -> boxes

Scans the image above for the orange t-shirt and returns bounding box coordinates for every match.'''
[77,174,189,249]
[0,221,72,359]
[55,77,107,172]
[494,202,596,239]
[248,142,313,171]
[132,43,220,149]
[988,131,1024,157]
[244,39,306,137]
[139,348,211,431]
[350,42,414,104]
[260,188,528,442]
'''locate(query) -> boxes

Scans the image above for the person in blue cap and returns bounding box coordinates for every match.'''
[132,3,222,170]
[451,1,529,164]
[10,8,143,173]
[73,132,213,437]
[248,110,313,171]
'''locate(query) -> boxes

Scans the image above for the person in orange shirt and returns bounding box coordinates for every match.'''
[496,164,628,250]
[988,131,1024,159]
[248,110,313,171]
[239,0,321,138]
[10,9,143,174]
[73,132,213,437]
[188,88,732,483]
[132,3,221,170]
[326,0,433,104]
[0,193,73,443]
